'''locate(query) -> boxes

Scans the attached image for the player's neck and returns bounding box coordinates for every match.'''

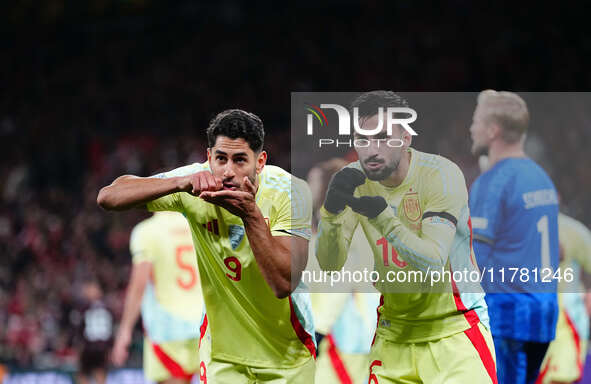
[381,149,411,188]
[487,139,526,168]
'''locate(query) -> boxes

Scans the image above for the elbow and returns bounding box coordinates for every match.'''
[97,186,116,210]
[274,290,290,300]
[273,280,293,299]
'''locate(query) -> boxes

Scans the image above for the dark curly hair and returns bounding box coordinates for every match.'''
[350,90,409,119]
[206,109,265,152]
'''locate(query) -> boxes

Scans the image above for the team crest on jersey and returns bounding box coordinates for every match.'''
[228,225,245,250]
[402,191,421,222]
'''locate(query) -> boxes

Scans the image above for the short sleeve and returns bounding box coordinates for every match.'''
[147,193,184,212]
[146,162,205,213]
[151,162,206,179]
[130,222,154,264]
[271,177,313,240]
[421,161,468,229]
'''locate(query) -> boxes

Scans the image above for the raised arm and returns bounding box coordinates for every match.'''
[243,210,309,299]
[366,207,456,271]
[97,171,222,211]
[343,165,465,272]
[316,207,360,271]
[315,167,362,271]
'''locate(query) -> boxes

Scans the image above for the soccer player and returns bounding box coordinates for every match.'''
[78,281,113,384]
[111,211,203,384]
[537,212,591,383]
[316,91,496,383]
[97,109,315,383]
[307,158,380,384]
[469,90,560,384]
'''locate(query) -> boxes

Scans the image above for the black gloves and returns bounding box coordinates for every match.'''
[324,168,366,214]
[324,168,388,219]
[346,195,388,219]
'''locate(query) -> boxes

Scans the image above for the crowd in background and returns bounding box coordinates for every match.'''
[1,0,590,371]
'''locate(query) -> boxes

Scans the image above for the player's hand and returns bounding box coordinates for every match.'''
[111,329,132,366]
[199,176,257,218]
[347,195,388,219]
[178,171,223,196]
[324,168,387,218]
[323,168,367,214]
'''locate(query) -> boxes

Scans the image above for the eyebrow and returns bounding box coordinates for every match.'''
[214,149,249,157]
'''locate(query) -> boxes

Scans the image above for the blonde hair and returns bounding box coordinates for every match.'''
[477,90,529,143]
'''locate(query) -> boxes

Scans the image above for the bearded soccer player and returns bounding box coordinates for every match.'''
[538,212,591,384]
[469,91,559,384]
[316,91,496,383]
[111,211,203,384]
[97,110,315,383]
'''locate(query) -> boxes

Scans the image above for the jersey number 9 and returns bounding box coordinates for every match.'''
[224,256,242,281]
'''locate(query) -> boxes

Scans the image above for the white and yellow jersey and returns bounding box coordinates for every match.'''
[147,163,315,368]
[317,148,488,343]
[130,212,203,342]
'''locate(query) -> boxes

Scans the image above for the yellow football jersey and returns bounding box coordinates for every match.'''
[317,148,489,343]
[130,211,203,342]
[539,213,591,383]
[147,163,315,368]
[558,212,591,292]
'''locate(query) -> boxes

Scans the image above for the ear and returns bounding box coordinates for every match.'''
[401,128,412,150]
[207,148,212,163]
[487,123,501,140]
[256,151,267,174]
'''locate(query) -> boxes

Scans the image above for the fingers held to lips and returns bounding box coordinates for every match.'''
[242,176,256,194]
[203,173,220,192]
[192,172,221,194]
[199,190,229,201]
[190,174,202,195]
[199,191,213,201]
[199,190,250,209]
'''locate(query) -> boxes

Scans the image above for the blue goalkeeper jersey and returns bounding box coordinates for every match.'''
[469,157,559,342]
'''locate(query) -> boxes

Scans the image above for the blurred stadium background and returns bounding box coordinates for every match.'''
[1,1,590,382]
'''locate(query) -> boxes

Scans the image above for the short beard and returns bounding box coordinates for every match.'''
[245,171,257,190]
[229,170,258,191]
[361,158,400,181]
